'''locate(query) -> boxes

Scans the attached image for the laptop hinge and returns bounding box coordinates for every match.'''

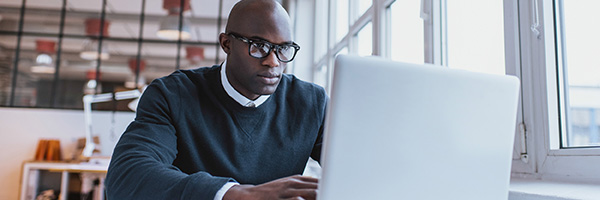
[518,122,529,163]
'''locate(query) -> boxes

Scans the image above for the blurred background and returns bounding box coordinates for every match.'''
[0,0,244,111]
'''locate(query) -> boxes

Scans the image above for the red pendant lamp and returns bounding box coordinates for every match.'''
[157,0,192,40]
[125,58,147,89]
[185,46,204,66]
[31,40,56,74]
[80,18,110,60]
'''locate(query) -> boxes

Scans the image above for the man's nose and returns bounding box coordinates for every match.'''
[262,50,279,68]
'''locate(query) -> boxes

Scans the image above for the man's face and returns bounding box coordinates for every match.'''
[225,31,291,100]
[220,1,294,100]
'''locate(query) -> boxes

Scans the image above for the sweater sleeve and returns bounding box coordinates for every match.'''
[105,79,233,199]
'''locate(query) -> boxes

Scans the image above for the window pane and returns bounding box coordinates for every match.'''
[314,0,329,62]
[559,0,600,147]
[188,19,220,44]
[325,47,348,92]
[54,37,103,109]
[144,0,190,41]
[106,0,143,39]
[144,0,164,40]
[0,0,222,110]
[141,42,178,81]
[356,22,372,56]
[389,0,424,64]
[355,0,371,21]
[0,35,17,106]
[23,0,63,34]
[0,0,22,7]
[446,0,505,75]
[188,0,220,43]
[335,0,349,43]
[54,39,145,110]
[314,65,328,88]
[0,1,22,32]
[14,36,58,107]
[63,0,103,37]
[336,47,348,57]
[179,45,216,70]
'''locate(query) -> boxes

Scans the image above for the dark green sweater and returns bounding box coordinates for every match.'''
[105,65,327,199]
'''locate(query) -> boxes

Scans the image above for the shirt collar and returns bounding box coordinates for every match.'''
[220,61,270,107]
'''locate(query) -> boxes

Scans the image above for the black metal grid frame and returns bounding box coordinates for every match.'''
[0,0,225,109]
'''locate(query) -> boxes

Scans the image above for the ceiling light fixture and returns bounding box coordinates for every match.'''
[80,19,110,60]
[31,40,56,74]
[157,0,192,40]
[83,69,102,95]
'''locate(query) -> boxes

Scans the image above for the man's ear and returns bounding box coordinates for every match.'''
[219,33,230,54]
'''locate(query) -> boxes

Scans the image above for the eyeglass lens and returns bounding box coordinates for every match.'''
[249,43,296,62]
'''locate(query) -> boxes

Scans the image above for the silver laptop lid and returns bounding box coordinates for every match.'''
[318,55,520,200]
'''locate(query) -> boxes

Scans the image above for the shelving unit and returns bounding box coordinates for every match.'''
[19,161,108,200]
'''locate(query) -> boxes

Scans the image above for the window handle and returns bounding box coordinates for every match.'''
[531,0,541,38]
[420,0,430,21]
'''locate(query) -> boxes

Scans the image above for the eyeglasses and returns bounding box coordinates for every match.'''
[227,32,300,63]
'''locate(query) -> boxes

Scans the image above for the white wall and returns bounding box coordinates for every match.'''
[0,107,135,200]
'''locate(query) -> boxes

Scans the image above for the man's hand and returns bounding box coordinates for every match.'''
[223,175,319,200]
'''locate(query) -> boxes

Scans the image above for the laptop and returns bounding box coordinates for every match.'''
[317,55,520,200]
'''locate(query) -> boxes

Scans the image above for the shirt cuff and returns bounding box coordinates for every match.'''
[214,182,240,200]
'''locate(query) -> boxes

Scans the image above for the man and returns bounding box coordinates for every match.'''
[105,0,327,199]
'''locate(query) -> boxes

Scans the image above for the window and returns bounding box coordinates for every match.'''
[313,0,329,63]
[388,0,424,64]
[507,0,600,180]
[314,64,328,88]
[335,0,349,43]
[355,22,372,57]
[556,0,600,148]
[0,0,233,110]
[308,0,600,181]
[354,0,371,22]
[312,0,372,92]
[336,47,348,58]
[445,0,505,75]
[0,35,17,106]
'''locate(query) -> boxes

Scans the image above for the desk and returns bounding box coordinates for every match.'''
[19,161,108,200]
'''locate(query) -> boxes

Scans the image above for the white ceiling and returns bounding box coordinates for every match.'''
[0,0,240,82]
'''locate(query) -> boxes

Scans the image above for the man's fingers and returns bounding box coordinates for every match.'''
[282,197,306,200]
[278,176,318,200]
[291,175,319,183]
[285,176,318,189]
[281,188,317,200]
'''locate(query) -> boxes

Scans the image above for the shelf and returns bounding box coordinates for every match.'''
[20,161,108,200]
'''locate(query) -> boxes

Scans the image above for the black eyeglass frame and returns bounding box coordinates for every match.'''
[227,32,301,63]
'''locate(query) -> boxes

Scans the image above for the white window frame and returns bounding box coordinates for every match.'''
[304,0,600,182]
[312,0,393,92]
[509,0,600,182]
[503,0,530,170]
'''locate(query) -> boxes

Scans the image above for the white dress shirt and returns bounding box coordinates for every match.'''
[220,61,270,107]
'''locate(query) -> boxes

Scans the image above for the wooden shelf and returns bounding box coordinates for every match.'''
[19,161,109,200]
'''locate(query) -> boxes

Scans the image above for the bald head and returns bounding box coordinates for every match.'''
[218,0,296,100]
[225,0,292,41]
